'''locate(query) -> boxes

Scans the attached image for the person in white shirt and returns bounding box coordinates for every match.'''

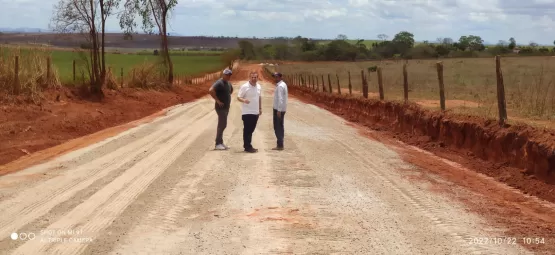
[237,71,262,153]
[272,72,288,150]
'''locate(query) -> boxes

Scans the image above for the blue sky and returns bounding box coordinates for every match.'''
[1,0,555,45]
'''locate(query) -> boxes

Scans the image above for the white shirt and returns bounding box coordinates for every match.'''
[238,81,261,115]
[273,80,288,112]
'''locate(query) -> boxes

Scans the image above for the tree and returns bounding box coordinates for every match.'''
[336,34,348,40]
[377,34,388,41]
[237,40,255,60]
[120,0,178,84]
[498,40,507,46]
[390,31,415,56]
[221,49,240,68]
[392,31,415,48]
[50,0,118,97]
[508,37,516,50]
[436,37,453,45]
[457,35,484,51]
[529,41,539,48]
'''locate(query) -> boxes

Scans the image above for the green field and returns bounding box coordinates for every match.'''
[135,49,223,56]
[52,51,225,81]
[1,47,227,82]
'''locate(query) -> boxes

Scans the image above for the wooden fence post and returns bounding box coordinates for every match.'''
[312,75,316,91]
[73,60,76,81]
[403,61,408,103]
[121,67,124,88]
[495,55,508,126]
[327,74,332,93]
[336,73,341,95]
[46,56,51,81]
[348,71,352,95]
[377,67,384,100]
[361,70,368,98]
[436,62,446,111]
[14,55,20,94]
[315,76,319,92]
[321,74,326,92]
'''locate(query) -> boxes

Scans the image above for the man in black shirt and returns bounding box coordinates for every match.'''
[209,69,234,150]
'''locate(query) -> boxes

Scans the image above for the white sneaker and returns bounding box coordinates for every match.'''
[215,144,226,150]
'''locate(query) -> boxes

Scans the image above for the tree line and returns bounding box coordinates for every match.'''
[233,31,555,62]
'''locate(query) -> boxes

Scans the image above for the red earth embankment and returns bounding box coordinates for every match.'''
[0,84,209,172]
[0,63,249,174]
[285,83,555,201]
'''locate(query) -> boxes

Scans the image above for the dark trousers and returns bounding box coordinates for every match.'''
[215,108,229,145]
[273,109,286,147]
[242,114,259,150]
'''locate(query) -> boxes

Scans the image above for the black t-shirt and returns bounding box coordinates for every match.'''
[211,78,233,109]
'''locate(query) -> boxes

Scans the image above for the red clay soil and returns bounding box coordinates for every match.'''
[0,65,252,174]
[0,85,207,172]
[355,127,555,253]
[259,68,555,253]
[265,69,555,204]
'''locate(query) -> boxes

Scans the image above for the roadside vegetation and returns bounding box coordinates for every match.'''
[235,32,555,61]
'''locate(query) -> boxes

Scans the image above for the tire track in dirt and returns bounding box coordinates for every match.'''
[111,119,246,255]
[0,101,214,240]
[288,99,532,255]
[0,99,208,193]
[102,113,239,254]
[1,69,541,254]
[0,97,208,179]
[9,103,217,255]
[104,80,288,254]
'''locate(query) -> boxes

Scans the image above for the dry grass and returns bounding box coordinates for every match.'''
[0,46,61,101]
[274,57,555,123]
[125,62,168,89]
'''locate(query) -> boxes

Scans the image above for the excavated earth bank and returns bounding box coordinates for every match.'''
[263,70,555,203]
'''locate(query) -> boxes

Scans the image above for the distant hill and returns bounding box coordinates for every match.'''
[0,27,46,33]
[0,32,324,49]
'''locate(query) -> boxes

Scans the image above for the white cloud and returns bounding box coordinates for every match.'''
[0,0,554,45]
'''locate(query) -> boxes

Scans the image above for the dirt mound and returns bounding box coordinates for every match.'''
[285,84,555,203]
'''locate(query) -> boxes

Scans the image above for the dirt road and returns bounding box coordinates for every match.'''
[0,79,539,254]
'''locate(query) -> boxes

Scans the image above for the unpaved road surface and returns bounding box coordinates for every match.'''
[0,80,536,254]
